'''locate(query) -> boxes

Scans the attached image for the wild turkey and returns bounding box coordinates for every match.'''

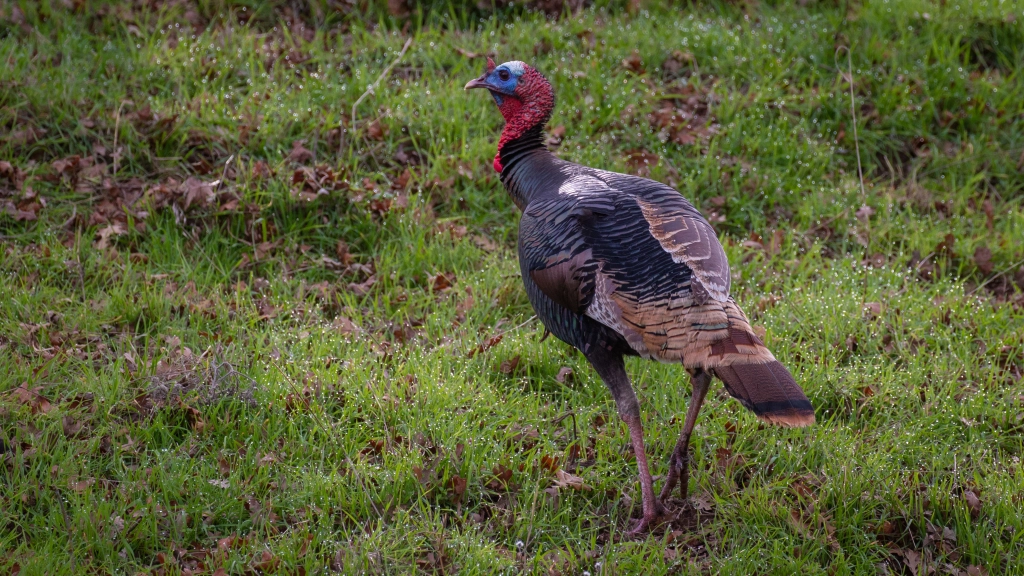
[466,58,814,534]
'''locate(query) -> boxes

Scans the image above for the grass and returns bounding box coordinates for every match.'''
[1,0,1023,573]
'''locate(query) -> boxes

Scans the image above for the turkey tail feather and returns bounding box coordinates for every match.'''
[713,361,814,427]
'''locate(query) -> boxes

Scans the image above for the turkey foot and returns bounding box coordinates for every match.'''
[622,412,670,536]
[625,500,671,537]
[659,369,711,502]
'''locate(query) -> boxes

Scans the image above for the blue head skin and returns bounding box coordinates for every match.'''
[464,58,526,105]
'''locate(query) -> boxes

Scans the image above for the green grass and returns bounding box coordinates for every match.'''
[2,0,1024,573]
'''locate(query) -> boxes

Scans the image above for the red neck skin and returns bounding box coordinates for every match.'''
[493,68,554,173]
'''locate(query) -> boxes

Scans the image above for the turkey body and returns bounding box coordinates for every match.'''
[467,60,814,533]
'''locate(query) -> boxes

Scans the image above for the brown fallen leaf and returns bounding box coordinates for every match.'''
[387,0,410,17]
[62,416,85,438]
[936,232,956,258]
[366,120,387,141]
[488,464,514,491]
[893,548,922,574]
[435,221,468,239]
[863,302,882,320]
[448,475,467,504]
[69,478,95,492]
[8,384,53,414]
[467,334,503,358]
[625,149,659,176]
[877,520,896,536]
[253,550,279,572]
[251,160,274,180]
[691,492,714,512]
[662,50,694,76]
[0,160,16,181]
[431,272,454,292]
[553,469,591,491]
[964,490,982,519]
[973,245,994,275]
[180,177,216,210]
[555,366,575,386]
[498,355,520,375]
[331,316,358,335]
[4,199,39,221]
[766,229,785,256]
[287,140,314,164]
[368,198,393,217]
[787,508,825,543]
[545,124,566,148]
[7,127,46,147]
[855,204,875,221]
[981,199,994,229]
[472,234,499,252]
[621,50,644,74]
[347,275,377,296]
[392,168,413,190]
[539,454,560,474]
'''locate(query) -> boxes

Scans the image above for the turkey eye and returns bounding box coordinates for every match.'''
[498,69,510,81]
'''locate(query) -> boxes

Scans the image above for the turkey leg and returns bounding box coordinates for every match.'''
[659,368,712,502]
[586,351,667,535]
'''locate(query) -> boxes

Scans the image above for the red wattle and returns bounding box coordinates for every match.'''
[491,67,553,176]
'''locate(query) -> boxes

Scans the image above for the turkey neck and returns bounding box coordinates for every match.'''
[498,125,564,211]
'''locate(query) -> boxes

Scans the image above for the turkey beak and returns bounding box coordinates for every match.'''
[464,75,491,91]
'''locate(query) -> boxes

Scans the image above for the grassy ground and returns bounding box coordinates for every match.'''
[2,0,1024,573]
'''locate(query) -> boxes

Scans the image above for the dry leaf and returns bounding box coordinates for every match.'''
[387,0,410,17]
[467,334,503,358]
[62,416,85,438]
[855,204,875,221]
[499,355,520,375]
[288,140,314,164]
[621,51,644,74]
[625,149,659,176]
[251,160,274,180]
[347,275,377,296]
[964,490,982,518]
[366,120,387,141]
[472,234,498,252]
[553,469,591,491]
[332,316,358,335]
[973,245,994,275]
[108,516,125,538]
[8,384,53,414]
[253,550,279,572]
[431,273,454,292]
[555,367,574,385]
[540,454,559,473]
[69,478,95,492]
[936,233,956,257]
[863,302,882,320]
[448,475,467,503]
